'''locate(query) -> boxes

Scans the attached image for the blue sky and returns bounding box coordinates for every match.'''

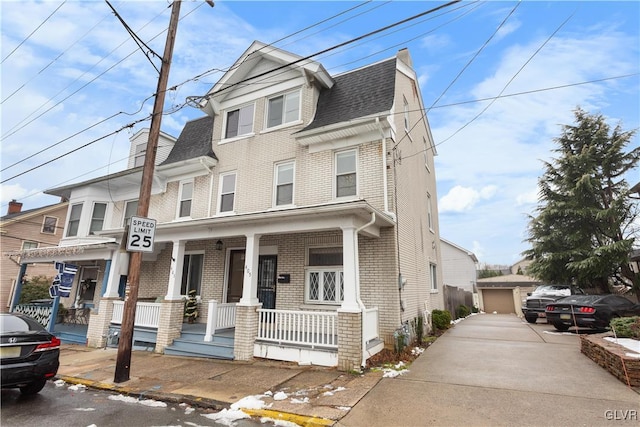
[1,1,639,266]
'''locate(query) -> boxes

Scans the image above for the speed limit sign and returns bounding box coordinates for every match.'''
[126,216,157,253]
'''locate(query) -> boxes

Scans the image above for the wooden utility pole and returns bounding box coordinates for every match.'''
[114,0,182,383]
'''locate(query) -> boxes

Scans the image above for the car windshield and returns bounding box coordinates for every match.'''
[531,285,571,296]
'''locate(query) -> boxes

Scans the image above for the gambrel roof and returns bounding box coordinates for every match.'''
[302,58,397,132]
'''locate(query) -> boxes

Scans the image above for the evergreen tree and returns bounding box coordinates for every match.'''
[524,108,640,294]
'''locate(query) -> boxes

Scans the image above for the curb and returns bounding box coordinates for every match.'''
[243,408,334,427]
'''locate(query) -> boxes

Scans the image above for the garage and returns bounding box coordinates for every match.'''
[482,289,516,314]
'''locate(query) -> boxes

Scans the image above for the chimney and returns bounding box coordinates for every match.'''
[7,199,22,214]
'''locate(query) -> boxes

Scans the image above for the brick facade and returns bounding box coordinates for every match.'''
[155,299,186,352]
[337,311,363,372]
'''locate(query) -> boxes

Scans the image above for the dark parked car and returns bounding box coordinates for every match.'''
[545,294,640,331]
[0,313,60,395]
[521,284,585,324]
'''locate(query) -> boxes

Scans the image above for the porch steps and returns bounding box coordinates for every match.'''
[164,329,234,360]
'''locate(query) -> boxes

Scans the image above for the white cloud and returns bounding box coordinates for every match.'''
[516,187,539,206]
[0,184,29,204]
[439,185,497,213]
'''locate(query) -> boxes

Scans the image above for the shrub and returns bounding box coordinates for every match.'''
[18,276,53,304]
[432,309,452,331]
[393,324,410,354]
[456,304,471,319]
[610,316,640,339]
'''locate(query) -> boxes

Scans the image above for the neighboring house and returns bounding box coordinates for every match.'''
[510,257,531,275]
[440,239,477,313]
[14,41,444,371]
[1,200,68,312]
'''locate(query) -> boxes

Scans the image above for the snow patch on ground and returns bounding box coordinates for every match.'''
[107,394,167,407]
[202,408,250,426]
[53,379,66,387]
[272,391,288,401]
[68,384,87,392]
[73,407,95,412]
[604,337,640,353]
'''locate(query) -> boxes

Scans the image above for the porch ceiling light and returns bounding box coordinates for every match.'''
[215,240,223,251]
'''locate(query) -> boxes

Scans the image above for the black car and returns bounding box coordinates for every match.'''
[545,294,640,331]
[0,313,60,395]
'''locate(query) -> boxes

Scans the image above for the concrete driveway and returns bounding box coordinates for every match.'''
[339,314,639,427]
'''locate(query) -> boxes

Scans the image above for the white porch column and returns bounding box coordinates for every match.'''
[103,251,128,298]
[165,240,185,300]
[239,233,261,306]
[340,226,360,312]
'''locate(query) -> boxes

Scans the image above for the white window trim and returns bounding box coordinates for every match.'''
[221,102,255,143]
[89,202,107,235]
[427,193,434,232]
[134,143,146,167]
[334,148,358,200]
[176,180,194,219]
[265,89,302,130]
[181,251,205,297]
[423,137,431,172]
[304,267,344,305]
[66,203,83,237]
[41,216,58,234]
[430,263,438,293]
[123,199,138,227]
[217,171,237,215]
[403,96,410,132]
[273,161,295,208]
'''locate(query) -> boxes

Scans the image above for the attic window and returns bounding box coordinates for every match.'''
[42,216,57,234]
[134,143,146,167]
[225,104,254,138]
[267,90,300,128]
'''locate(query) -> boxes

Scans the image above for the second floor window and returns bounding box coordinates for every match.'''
[219,172,236,213]
[66,204,83,237]
[427,193,433,231]
[267,90,300,128]
[336,150,357,198]
[225,104,254,138]
[403,96,409,131]
[430,263,438,291]
[22,241,38,250]
[134,143,146,167]
[178,181,193,218]
[274,162,294,206]
[123,200,138,227]
[42,216,57,234]
[89,203,107,234]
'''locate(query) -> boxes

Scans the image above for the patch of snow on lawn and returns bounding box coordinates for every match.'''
[604,337,640,353]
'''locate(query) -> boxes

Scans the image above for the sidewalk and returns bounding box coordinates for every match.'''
[56,344,383,426]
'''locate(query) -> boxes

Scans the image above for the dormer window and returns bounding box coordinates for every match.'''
[134,143,146,167]
[225,104,254,138]
[267,90,300,128]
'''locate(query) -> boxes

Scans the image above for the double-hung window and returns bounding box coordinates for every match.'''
[219,172,236,213]
[427,193,433,231]
[89,203,107,234]
[42,216,57,234]
[134,143,146,167]
[225,104,254,138]
[66,203,83,237]
[430,263,438,292]
[181,252,204,295]
[403,96,410,131]
[274,162,294,206]
[335,150,357,198]
[306,247,344,304]
[22,241,38,250]
[267,90,300,128]
[178,181,193,218]
[123,200,138,227]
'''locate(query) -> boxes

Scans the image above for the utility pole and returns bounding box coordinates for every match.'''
[114,0,182,383]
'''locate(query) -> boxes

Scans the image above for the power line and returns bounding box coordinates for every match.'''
[1,1,67,64]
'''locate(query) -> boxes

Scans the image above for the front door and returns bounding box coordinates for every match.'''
[257,255,277,310]
[226,251,277,308]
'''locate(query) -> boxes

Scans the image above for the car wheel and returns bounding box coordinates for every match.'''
[552,322,570,331]
[19,378,47,395]
[525,314,537,324]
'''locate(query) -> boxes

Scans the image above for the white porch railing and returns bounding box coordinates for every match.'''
[111,301,161,328]
[363,307,379,344]
[204,300,237,341]
[257,309,338,349]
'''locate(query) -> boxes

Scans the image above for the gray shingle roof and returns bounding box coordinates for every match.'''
[301,58,396,132]
[161,116,216,165]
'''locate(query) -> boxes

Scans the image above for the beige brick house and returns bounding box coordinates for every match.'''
[15,41,445,371]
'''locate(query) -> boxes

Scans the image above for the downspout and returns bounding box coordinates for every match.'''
[376,117,389,213]
[200,159,214,217]
[355,212,376,368]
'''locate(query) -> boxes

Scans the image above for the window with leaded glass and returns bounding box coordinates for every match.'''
[306,247,343,304]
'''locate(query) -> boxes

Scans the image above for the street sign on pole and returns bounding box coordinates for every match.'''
[126,216,156,253]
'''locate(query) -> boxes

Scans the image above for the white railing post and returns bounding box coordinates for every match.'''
[204,300,218,342]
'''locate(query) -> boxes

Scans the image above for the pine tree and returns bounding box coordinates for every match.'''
[524,108,640,294]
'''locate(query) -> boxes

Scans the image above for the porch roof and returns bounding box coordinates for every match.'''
[10,242,121,264]
[100,200,395,243]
